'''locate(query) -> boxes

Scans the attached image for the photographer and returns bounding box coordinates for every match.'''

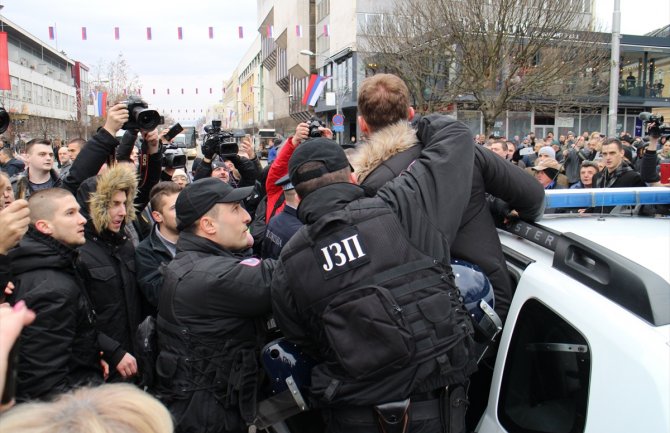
[194,134,260,187]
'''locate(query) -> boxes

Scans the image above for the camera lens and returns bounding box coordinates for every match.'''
[134,108,162,131]
[0,108,9,134]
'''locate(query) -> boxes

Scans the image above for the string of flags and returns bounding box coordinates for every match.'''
[47,24,332,41]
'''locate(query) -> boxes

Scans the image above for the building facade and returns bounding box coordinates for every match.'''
[0,17,84,148]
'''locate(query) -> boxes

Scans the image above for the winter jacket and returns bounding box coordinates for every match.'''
[8,227,102,401]
[12,168,61,200]
[155,232,276,433]
[135,224,175,309]
[75,165,145,375]
[272,115,481,405]
[348,121,544,321]
[1,157,25,176]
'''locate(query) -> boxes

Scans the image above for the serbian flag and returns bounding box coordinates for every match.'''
[295,25,303,37]
[181,88,184,94]
[94,92,107,117]
[177,27,183,40]
[0,32,11,90]
[302,74,330,106]
[81,27,87,40]
[266,25,274,38]
[323,24,330,37]
[208,27,214,39]
[146,27,152,40]
[114,27,120,40]
[195,88,198,94]
[48,26,55,40]
[167,88,170,95]
[209,87,213,94]
[238,26,244,39]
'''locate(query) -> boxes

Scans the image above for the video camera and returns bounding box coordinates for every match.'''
[161,145,187,169]
[307,116,325,138]
[122,95,163,131]
[202,120,246,158]
[639,112,670,139]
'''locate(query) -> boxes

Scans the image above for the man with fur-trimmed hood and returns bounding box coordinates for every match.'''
[348,74,545,430]
[76,163,142,382]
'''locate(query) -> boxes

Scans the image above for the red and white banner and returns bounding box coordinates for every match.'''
[0,32,11,90]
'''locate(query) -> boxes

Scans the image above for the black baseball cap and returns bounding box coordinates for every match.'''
[288,137,351,187]
[176,177,253,231]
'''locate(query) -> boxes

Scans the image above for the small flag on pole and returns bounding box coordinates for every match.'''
[152,89,156,95]
[209,88,213,94]
[114,27,120,40]
[266,25,274,38]
[48,26,55,40]
[146,27,152,40]
[302,74,330,106]
[323,24,330,37]
[208,26,214,39]
[181,88,184,94]
[95,92,108,117]
[81,27,87,40]
[177,27,183,40]
[238,26,244,39]
[295,25,303,37]
[167,88,170,95]
[195,88,198,94]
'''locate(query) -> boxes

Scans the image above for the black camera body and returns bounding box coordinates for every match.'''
[122,95,163,131]
[639,112,669,139]
[0,107,9,135]
[202,120,243,158]
[161,145,187,169]
[307,116,325,138]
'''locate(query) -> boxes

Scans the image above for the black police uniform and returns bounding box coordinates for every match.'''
[154,178,276,433]
[271,115,478,433]
[262,205,302,259]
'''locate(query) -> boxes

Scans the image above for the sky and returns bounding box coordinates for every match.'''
[1,0,258,120]
[1,0,669,120]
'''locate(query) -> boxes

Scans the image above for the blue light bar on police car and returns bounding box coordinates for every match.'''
[545,187,670,209]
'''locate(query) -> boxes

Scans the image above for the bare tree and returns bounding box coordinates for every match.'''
[364,0,610,134]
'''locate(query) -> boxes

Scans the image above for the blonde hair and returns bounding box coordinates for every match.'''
[0,384,173,433]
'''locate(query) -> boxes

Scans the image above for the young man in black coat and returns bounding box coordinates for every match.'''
[8,188,103,401]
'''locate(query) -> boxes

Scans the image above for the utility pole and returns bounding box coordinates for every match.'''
[608,0,621,138]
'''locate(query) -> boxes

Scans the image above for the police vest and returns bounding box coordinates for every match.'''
[279,198,476,404]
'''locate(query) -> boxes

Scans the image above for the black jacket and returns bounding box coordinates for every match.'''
[8,228,102,401]
[1,157,25,176]
[272,115,479,406]
[155,232,276,433]
[193,155,260,186]
[350,121,544,321]
[135,224,175,309]
[261,205,302,259]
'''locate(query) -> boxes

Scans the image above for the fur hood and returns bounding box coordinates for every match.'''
[349,121,418,184]
[78,164,138,234]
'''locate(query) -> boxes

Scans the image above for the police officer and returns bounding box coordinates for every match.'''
[271,116,478,431]
[155,177,276,433]
[261,175,302,259]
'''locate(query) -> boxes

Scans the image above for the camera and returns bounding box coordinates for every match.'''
[0,107,9,134]
[202,120,244,158]
[161,145,187,169]
[307,116,325,138]
[639,112,669,139]
[122,95,163,131]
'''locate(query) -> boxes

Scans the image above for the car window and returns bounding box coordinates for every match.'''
[498,299,590,433]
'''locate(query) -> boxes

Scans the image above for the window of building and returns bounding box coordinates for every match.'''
[21,80,32,102]
[34,84,43,105]
[54,91,61,109]
[9,76,19,100]
[317,0,330,22]
[498,299,590,433]
[45,88,52,106]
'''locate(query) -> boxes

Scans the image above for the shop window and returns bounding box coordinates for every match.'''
[498,299,590,433]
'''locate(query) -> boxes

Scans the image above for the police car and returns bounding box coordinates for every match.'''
[477,188,670,433]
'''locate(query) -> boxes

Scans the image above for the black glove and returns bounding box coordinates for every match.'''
[116,129,139,162]
[201,140,217,160]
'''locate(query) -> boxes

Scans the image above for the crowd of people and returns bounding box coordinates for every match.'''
[0,72,666,433]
